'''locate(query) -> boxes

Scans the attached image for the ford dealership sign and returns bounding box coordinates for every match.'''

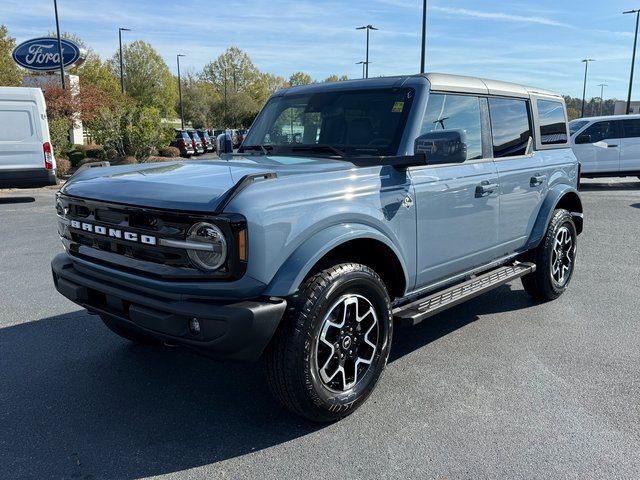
[12,37,86,72]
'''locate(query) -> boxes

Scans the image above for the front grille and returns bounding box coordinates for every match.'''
[57,194,247,281]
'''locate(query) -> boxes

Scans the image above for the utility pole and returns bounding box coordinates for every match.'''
[53,0,65,89]
[356,61,370,79]
[624,9,640,114]
[597,83,608,116]
[581,59,595,118]
[420,0,428,73]
[356,25,378,78]
[177,54,185,129]
[118,27,131,94]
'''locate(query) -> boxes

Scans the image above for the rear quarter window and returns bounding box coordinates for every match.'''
[537,100,568,145]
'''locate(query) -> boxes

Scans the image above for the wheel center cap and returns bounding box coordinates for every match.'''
[342,336,353,350]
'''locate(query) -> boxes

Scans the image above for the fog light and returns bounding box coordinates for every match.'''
[188,317,201,336]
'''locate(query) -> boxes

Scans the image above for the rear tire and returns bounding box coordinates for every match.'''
[100,316,160,345]
[265,263,393,422]
[521,209,577,301]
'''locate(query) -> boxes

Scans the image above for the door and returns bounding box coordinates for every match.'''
[619,118,640,173]
[410,93,500,289]
[0,100,42,171]
[572,120,621,174]
[489,97,548,253]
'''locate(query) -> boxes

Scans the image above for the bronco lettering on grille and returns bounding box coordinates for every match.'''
[69,220,157,245]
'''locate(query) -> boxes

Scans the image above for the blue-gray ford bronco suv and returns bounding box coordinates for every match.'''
[52,73,583,422]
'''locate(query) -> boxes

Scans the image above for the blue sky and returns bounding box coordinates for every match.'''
[3,0,640,99]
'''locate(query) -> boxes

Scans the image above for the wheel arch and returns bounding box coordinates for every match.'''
[526,185,583,250]
[263,224,409,299]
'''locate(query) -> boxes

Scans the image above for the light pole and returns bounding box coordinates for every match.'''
[597,83,608,116]
[356,25,378,78]
[356,61,370,79]
[177,54,185,129]
[624,9,640,114]
[118,27,131,94]
[420,0,428,73]
[53,0,65,89]
[581,59,595,118]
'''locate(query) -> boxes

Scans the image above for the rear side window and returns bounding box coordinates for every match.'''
[421,93,483,161]
[0,109,34,142]
[488,98,532,158]
[622,119,640,138]
[537,100,568,145]
[581,121,618,142]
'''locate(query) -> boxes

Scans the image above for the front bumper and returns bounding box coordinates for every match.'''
[51,253,287,361]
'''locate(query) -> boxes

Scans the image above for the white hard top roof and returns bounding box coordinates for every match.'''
[424,73,562,99]
[0,86,45,102]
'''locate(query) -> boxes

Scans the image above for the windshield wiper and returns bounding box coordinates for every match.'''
[240,145,273,155]
[291,145,347,157]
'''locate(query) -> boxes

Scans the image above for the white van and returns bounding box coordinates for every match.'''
[0,87,57,187]
[570,114,640,179]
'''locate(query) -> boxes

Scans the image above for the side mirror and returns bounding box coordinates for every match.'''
[415,129,467,165]
[216,132,233,154]
[575,133,592,144]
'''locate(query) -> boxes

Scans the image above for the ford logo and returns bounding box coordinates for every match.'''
[12,37,86,72]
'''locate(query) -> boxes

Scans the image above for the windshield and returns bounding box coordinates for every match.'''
[569,120,589,136]
[242,88,415,157]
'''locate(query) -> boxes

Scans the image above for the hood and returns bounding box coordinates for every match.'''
[61,157,352,212]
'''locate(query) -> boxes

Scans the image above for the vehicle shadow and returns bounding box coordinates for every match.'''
[1,285,534,479]
[390,284,535,362]
[0,196,36,204]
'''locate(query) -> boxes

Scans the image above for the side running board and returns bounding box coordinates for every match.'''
[393,262,536,326]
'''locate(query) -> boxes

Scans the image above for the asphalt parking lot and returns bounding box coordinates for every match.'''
[1,177,639,479]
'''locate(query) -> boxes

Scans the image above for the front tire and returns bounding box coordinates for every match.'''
[521,209,577,301]
[265,263,393,422]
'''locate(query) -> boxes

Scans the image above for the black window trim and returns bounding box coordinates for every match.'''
[535,98,570,148]
[487,96,535,161]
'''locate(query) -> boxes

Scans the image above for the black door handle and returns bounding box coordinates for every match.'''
[607,144,618,148]
[475,182,498,197]
[530,174,546,187]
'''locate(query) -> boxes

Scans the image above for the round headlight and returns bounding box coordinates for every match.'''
[186,222,227,271]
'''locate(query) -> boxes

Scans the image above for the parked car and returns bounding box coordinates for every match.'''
[0,87,57,186]
[196,130,214,153]
[186,130,205,155]
[52,73,583,422]
[170,130,196,157]
[570,114,640,179]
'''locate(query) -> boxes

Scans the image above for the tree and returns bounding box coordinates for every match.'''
[180,71,219,128]
[90,101,172,161]
[109,40,177,117]
[324,74,348,83]
[201,47,268,127]
[289,72,314,86]
[0,25,22,86]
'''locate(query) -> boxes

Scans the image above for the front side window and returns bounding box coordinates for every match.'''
[582,121,618,143]
[488,98,532,158]
[569,120,589,136]
[537,100,568,145]
[242,88,415,158]
[420,94,483,161]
